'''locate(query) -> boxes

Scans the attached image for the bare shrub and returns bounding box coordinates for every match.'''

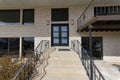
[0,57,21,80]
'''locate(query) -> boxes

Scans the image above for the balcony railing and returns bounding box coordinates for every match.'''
[77,0,120,29]
[12,40,50,80]
[71,40,105,80]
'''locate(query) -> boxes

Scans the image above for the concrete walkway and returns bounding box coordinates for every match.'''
[42,49,88,80]
[95,60,120,80]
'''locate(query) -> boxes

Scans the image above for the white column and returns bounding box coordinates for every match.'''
[20,9,23,26]
[19,9,23,59]
[19,37,22,59]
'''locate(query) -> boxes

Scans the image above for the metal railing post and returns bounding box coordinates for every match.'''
[89,25,93,80]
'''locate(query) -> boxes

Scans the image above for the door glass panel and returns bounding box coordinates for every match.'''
[82,37,102,59]
[61,26,67,31]
[53,26,59,31]
[61,38,67,44]
[61,32,67,37]
[92,38,102,59]
[53,38,59,44]
[53,32,59,37]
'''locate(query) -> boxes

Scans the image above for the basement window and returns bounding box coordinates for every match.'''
[0,10,20,26]
[22,9,34,25]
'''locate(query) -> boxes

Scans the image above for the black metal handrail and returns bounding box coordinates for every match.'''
[78,0,94,20]
[34,40,50,64]
[12,40,50,80]
[71,40,105,80]
[77,0,95,29]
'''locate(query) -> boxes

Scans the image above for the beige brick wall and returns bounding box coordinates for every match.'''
[35,7,51,37]
[35,6,84,46]
[0,25,37,37]
[69,6,84,46]
[0,6,83,37]
[34,7,51,48]
[0,7,51,37]
[0,6,120,60]
[69,6,83,37]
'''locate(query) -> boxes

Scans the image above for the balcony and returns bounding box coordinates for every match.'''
[77,0,120,32]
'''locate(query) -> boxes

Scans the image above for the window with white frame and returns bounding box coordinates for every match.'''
[0,9,34,26]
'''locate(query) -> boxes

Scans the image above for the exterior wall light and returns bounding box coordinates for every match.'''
[46,19,50,26]
[71,19,74,25]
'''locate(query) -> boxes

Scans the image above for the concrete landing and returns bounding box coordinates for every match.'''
[42,49,88,80]
[95,60,120,80]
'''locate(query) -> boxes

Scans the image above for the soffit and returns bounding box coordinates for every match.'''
[0,0,91,9]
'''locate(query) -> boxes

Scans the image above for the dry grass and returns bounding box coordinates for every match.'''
[0,57,21,80]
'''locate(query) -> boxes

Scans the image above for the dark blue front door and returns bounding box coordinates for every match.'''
[51,24,69,46]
